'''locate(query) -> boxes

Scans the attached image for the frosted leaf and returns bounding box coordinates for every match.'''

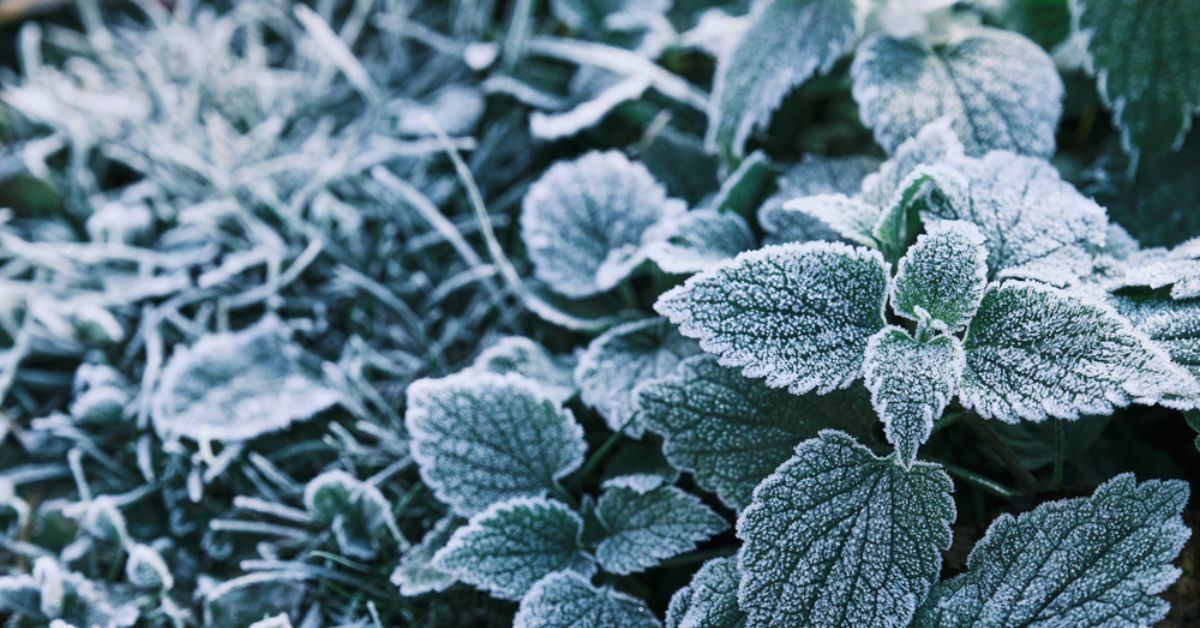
[302,470,391,560]
[863,328,964,468]
[601,474,667,494]
[1110,293,1200,380]
[891,221,988,329]
[433,498,594,601]
[851,28,1062,157]
[125,544,172,591]
[1107,238,1200,299]
[151,318,341,442]
[737,430,955,627]
[593,485,728,575]
[759,155,881,244]
[916,474,1190,627]
[924,152,1107,284]
[531,75,651,140]
[779,195,881,248]
[665,557,746,628]
[645,210,756,275]
[705,151,773,217]
[959,282,1200,423]
[470,336,577,403]
[707,0,860,156]
[521,151,686,298]
[514,571,661,628]
[1072,0,1200,166]
[391,517,459,597]
[204,573,306,627]
[860,118,966,208]
[639,354,876,510]
[655,242,889,396]
[575,318,700,437]
[405,373,587,516]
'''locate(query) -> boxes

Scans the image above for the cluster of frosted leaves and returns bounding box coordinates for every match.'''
[859,118,965,207]
[863,328,964,468]
[960,282,1200,422]
[759,155,880,245]
[575,317,699,437]
[0,558,137,627]
[917,474,1190,627]
[737,431,955,627]
[665,557,745,628]
[891,221,988,329]
[151,318,341,442]
[593,484,728,575]
[303,470,392,560]
[639,354,875,510]
[851,27,1062,157]
[405,373,586,516]
[1110,292,1200,379]
[521,150,686,298]
[645,210,756,275]
[468,336,578,403]
[433,498,594,601]
[1106,237,1200,299]
[514,572,661,628]
[655,242,888,396]
[391,517,460,597]
[1072,0,1200,165]
[708,0,860,156]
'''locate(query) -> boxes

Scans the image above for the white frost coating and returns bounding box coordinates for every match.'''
[521,150,686,298]
[125,544,173,591]
[469,336,577,403]
[780,194,881,247]
[514,571,661,628]
[891,220,988,330]
[638,354,876,510]
[737,430,955,627]
[759,155,881,244]
[916,474,1191,627]
[1110,293,1200,381]
[863,328,964,468]
[405,373,587,516]
[645,210,756,275]
[530,75,652,140]
[303,470,392,560]
[574,317,699,437]
[959,282,1200,423]
[860,118,965,207]
[665,556,745,628]
[390,517,459,597]
[1107,237,1200,299]
[1071,0,1200,166]
[851,27,1062,157]
[707,0,860,156]
[655,242,889,396]
[593,485,728,575]
[433,497,594,601]
[151,318,341,442]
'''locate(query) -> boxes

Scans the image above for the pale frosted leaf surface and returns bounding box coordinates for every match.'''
[575,317,700,437]
[892,221,988,329]
[433,498,594,601]
[514,571,661,628]
[737,430,955,627]
[391,517,459,597]
[870,165,968,263]
[151,318,341,442]
[860,118,965,207]
[405,373,586,516]
[1111,293,1200,380]
[864,328,964,468]
[303,470,392,560]
[594,485,728,575]
[1073,0,1200,165]
[665,557,746,628]
[759,155,880,244]
[916,474,1190,627]
[470,336,577,403]
[639,355,876,510]
[779,194,881,247]
[656,242,888,395]
[1107,238,1200,299]
[706,151,773,217]
[521,150,685,298]
[645,210,756,275]
[960,283,1200,422]
[851,28,1062,157]
[707,0,860,156]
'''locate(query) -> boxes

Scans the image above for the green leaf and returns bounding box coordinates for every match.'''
[916,474,1190,627]
[851,28,1062,157]
[706,150,774,218]
[469,336,578,403]
[665,556,746,628]
[303,470,392,560]
[891,221,989,330]
[639,354,876,510]
[759,155,881,245]
[391,517,460,597]
[960,282,1200,422]
[707,0,860,157]
[655,242,889,396]
[575,317,699,437]
[737,430,955,626]
[433,498,595,601]
[864,328,964,468]
[514,571,661,628]
[593,485,728,575]
[406,373,587,516]
[779,194,881,248]
[645,210,756,275]
[1110,292,1200,380]
[1072,0,1200,167]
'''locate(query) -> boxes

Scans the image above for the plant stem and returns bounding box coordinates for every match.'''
[963,414,1039,494]
[569,415,636,490]
[550,482,578,509]
[939,461,1017,500]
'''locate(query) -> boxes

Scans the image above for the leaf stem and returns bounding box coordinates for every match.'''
[963,414,1039,495]
[938,461,1017,500]
[569,414,637,490]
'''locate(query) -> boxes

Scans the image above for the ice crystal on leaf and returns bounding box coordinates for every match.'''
[665,557,746,628]
[891,220,988,330]
[514,571,661,628]
[593,484,728,575]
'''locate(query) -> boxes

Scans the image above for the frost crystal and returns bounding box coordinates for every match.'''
[594,485,728,575]
[891,221,988,330]
[917,474,1190,627]
[645,210,756,275]
[655,242,889,395]
[759,155,881,245]
[405,373,587,516]
[851,28,1062,157]
[514,571,661,628]
[665,557,746,628]
[737,430,954,627]
[391,517,459,597]
[433,498,594,601]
